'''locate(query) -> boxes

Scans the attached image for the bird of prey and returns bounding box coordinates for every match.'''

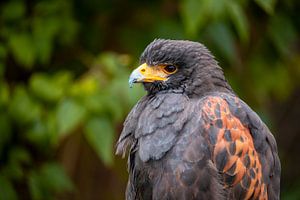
[116,39,281,200]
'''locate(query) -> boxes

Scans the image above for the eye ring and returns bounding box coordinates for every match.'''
[163,65,177,74]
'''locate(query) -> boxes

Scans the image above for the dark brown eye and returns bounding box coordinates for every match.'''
[163,65,177,74]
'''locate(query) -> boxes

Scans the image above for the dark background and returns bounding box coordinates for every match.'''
[0,0,300,199]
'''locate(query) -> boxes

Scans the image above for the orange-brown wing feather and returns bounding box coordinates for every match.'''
[202,96,267,200]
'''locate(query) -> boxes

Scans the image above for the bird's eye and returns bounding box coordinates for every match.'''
[163,65,177,74]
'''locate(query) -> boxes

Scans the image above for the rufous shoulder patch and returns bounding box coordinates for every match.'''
[202,96,267,200]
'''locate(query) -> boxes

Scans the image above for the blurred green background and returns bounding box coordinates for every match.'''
[0,0,300,199]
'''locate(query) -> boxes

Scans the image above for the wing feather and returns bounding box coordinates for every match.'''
[201,94,280,199]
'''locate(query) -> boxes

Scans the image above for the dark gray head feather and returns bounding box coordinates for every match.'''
[139,39,233,97]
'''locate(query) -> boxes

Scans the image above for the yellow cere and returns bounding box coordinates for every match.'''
[137,63,169,82]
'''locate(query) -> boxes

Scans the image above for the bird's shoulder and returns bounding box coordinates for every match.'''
[196,92,280,199]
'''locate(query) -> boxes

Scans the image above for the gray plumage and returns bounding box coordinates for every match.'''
[116,39,281,200]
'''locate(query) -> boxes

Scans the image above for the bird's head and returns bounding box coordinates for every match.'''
[129,39,232,97]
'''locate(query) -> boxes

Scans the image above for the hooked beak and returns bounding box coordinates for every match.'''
[128,63,168,87]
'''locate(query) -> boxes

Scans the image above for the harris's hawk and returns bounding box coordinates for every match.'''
[116,39,281,200]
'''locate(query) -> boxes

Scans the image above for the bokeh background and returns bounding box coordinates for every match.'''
[0,0,300,199]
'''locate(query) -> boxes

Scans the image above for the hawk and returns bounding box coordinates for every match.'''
[116,39,281,200]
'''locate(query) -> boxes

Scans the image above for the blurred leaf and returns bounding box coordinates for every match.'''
[254,0,277,14]
[83,93,104,114]
[9,147,31,165]
[9,86,41,125]
[250,57,292,102]
[268,15,297,57]
[3,147,31,180]
[206,23,237,63]
[70,76,99,97]
[0,175,17,200]
[28,172,42,200]
[46,111,58,145]
[33,0,78,51]
[98,90,124,123]
[30,74,62,102]
[53,71,73,83]
[207,0,227,19]
[106,97,123,122]
[56,99,86,136]
[97,52,123,77]
[8,33,36,68]
[227,1,249,44]
[25,120,49,148]
[58,16,78,45]
[32,17,59,64]
[180,0,227,37]
[1,1,25,21]
[180,0,206,37]
[84,117,114,166]
[30,72,71,102]
[28,163,73,200]
[40,163,73,193]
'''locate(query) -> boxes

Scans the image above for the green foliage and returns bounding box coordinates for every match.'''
[0,0,299,199]
[255,0,277,14]
[29,72,71,102]
[1,0,78,68]
[84,117,114,166]
[268,14,297,57]
[0,0,144,198]
[8,33,36,68]
[9,86,42,125]
[28,163,73,200]
[0,175,17,200]
[227,1,249,44]
[57,99,86,137]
